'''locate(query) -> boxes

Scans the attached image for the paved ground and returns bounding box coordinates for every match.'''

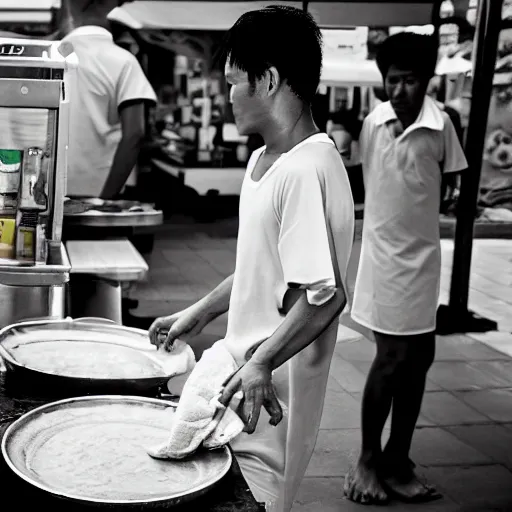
[131,216,512,511]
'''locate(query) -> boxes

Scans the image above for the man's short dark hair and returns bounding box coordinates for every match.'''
[376,32,438,81]
[221,5,323,104]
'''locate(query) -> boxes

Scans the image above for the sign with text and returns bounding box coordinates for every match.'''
[0,44,50,58]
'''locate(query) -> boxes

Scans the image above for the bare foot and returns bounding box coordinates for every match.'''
[381,458,442,503]
[344,462,389,505]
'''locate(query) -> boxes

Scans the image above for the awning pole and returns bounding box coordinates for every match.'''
[437,0,503,334]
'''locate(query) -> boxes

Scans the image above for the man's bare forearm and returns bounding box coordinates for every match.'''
[100,136,142,199]
[191,274,234,321]
[250,288,346,370]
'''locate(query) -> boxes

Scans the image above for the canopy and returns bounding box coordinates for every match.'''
[107,0,438,30]
[321,55,471,87]
[0,0,60,24]
[321,58,382,86]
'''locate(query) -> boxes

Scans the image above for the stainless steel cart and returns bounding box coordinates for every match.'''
[0,38,76,326]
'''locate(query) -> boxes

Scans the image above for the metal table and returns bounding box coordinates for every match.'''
[64,201,163,228]
[0,370,262,511]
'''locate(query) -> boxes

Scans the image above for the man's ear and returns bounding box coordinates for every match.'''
[266,66,281,97]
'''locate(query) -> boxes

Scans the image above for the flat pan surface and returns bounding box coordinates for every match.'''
[2,396,231,505]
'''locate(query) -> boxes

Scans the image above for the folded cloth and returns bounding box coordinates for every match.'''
[152,338,196,378]
[147,341,246,460]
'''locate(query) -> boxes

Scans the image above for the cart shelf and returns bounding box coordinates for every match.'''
[0,242,70,287]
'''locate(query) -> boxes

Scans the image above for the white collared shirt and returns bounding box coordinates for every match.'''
[63,26,157,197]
[351,96,467,335]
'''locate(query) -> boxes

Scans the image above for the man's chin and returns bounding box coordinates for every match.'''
[391,103,409,113]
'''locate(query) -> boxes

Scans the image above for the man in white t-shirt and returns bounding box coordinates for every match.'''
[345,33,468,505]
[62,21,156,198]
[149,7,354,511]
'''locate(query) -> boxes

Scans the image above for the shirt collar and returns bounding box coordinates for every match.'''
[374,96,445,133]
[63,26,113,42]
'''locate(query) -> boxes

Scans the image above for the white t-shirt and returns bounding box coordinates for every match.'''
[63,26,157,197]
[351,97,468,335]
[221,133,354,510]
[222,133,354,364]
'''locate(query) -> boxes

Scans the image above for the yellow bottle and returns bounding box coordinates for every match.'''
[0,217,16,259]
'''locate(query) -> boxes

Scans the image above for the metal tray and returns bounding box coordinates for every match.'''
[64,198,163,228]
[0,317,192,396]
[1,395,232,508]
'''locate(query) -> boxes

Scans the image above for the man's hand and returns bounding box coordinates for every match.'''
[219,360,283,434]
[148,308,208,351]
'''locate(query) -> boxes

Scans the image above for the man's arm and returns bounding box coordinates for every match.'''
[251,286,346,370]
[149,274,234,350]
[100,102,146,199]
[193,274,234,321]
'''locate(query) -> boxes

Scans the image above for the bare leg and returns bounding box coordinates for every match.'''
[344,332,408,505]
[381,332,441,502]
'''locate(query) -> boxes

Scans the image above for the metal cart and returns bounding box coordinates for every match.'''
[0,37,76,326]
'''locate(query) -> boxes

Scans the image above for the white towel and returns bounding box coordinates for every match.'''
[148,341,246,459]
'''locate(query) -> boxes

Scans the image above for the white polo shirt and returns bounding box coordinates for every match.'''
[63,26,157,197]
[351,96,467,335]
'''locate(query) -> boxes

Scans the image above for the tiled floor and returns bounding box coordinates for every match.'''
[131,217,512,510]
[439,239,512,358]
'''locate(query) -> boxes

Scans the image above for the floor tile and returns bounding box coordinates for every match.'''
[328,355,368,394]
[410,427,493,466]
[334,338,376,362]
[468,332,512,359]
[320,391,361,430]
[428,362,506,391]
[446,425,512,469]
[436,335,509,361]
[292,477,459,512]
[423,465,512,509]
[456,389,512,422]
[306,429,360,477]
[420,391,491,426]
[469,361,512,387]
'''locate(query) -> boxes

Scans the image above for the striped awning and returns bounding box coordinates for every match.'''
[107,0,438,30]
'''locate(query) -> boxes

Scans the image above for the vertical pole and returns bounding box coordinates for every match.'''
[448,0,503,316]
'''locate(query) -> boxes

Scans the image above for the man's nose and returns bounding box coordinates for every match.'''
[392,82,405,98]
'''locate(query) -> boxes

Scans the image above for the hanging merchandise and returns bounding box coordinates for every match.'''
[439,0,459,56]
[466,0,478,27]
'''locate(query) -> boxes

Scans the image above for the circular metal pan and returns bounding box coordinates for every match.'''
[0,317,193,396]
[2,395,232,508]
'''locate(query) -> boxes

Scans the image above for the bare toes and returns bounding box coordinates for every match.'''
[344,464,389,505]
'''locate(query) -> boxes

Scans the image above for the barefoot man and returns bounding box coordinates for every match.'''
[149,6,354,511]
[345,32,467,504]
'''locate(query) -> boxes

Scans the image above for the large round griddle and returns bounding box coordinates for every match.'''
[0,317,193,395]
[1,395,232,507]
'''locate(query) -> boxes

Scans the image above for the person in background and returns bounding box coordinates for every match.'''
[61,12,157,199]
[345,33,467,505]
[149,6,354,511]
